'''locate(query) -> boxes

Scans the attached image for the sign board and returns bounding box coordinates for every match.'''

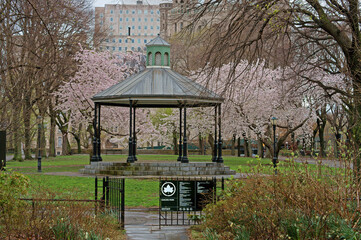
[160,179,215,211]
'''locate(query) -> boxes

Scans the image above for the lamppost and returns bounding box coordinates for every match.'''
[271,117,277,174]
[37,116,42,172]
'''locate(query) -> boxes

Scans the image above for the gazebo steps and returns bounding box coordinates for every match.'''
[79,162,236,176]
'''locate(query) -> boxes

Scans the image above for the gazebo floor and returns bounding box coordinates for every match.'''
[79,161,236,176]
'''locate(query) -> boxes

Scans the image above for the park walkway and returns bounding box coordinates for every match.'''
[125,210,189,240]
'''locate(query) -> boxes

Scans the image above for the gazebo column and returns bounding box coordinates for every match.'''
[133,106,137,161]
[181,107,189,163]
[91,104,98,162]
[217,104,223,163]
[127,100,135,163]
[212,106,218,162]
[177,107,182,162]
[97,104,102,161]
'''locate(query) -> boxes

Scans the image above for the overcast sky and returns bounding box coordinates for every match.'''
[93,0,169,7]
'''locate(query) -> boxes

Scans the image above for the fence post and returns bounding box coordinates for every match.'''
[95,177,98,215]
[105,176,110,208]
[121,179,125,229]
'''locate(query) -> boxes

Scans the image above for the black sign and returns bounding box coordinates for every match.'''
[160,179,215,211]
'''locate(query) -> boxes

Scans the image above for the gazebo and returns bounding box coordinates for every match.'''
[90,35,224,164]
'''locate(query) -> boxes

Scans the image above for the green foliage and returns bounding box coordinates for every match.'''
[197,155,361,240]
[0,171,29,235]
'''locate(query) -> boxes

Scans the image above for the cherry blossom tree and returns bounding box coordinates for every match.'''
[54,48,155,153]
[193,60,345,158]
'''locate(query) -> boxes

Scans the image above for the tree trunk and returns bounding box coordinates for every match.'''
[208,134,214,155]
[173,129,178,155]
[198,134,204,155]
[243,134,250,157]
[23,96,32,160]
[318,118,326,158]
[231,134,236,156]
[257,138,264,158]
[41,120,47,157]
[62,131,71,155]
[48,105,56,157]
[12,107,23,161]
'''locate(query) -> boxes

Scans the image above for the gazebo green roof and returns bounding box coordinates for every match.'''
[92,35,223,108]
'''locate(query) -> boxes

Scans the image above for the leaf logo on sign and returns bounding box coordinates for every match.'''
[164,184,174,194]
[161,182,176,197]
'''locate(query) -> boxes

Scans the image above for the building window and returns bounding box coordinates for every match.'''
[106,46,109,50]
[151,26,154,30]
[119,39,122,43]
[151,10,154,14]
[112,47,115,51]
[120,18,122,21]
[144,26,147,30]
[145,18,147,22]
[119,47,122,51]
[110,17,113,22]
[148,52,152,65]
[132,47,134,50]
[144,10,148,14]
[100,13,103,18]
[138,17,141,22]
[120,26,123,29]
[155,52,161,65]
[112,38,115,42]
[100,47,103,51]
[138,26,141,30]
[138,10,142,14]
[157,10,160,14]
[110,10,113,14]
[110,25,113,29]
[126,10,129,14]
[58,137,62,147]
[164,52,169,66]
[138,47,141,51]
[126,18,129,21]
[138,39,141,43]
[132,39,134,43]
[132,18,135,21]
[151,18,154,22]
[157,18,160,21]
[132,26,135,29]
[132,10,135,14]
[175,23,177,33]
[106,39,109,42]
[180,22,183,29]
[144,39,147,43]
[157,26,160,30]
[100,21,103,25]
[125,47,127,51]
[120,10,123,14]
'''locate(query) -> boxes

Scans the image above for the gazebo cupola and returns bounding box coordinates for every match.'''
[146,34,170,67]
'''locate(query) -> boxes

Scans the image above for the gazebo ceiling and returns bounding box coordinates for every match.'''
[92,68,224,108]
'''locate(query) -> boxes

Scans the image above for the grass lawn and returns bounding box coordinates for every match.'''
[5,154,333,208]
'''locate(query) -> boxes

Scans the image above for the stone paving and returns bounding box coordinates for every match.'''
[125,210,189,240]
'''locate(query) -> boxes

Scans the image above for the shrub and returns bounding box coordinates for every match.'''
[0,172,124,240]
[197,157,361,240]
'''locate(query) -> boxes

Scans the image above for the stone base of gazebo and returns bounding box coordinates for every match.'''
[79,162,236,176]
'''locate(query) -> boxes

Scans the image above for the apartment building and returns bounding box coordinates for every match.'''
[95,0,161,52]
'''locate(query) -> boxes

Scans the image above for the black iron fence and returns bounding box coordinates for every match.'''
[20,176,125,229]
[95,176,125,228]
[159,177,224,227]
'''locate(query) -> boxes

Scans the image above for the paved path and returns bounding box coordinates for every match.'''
[125,210,189,240]
[279,156,352,169]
